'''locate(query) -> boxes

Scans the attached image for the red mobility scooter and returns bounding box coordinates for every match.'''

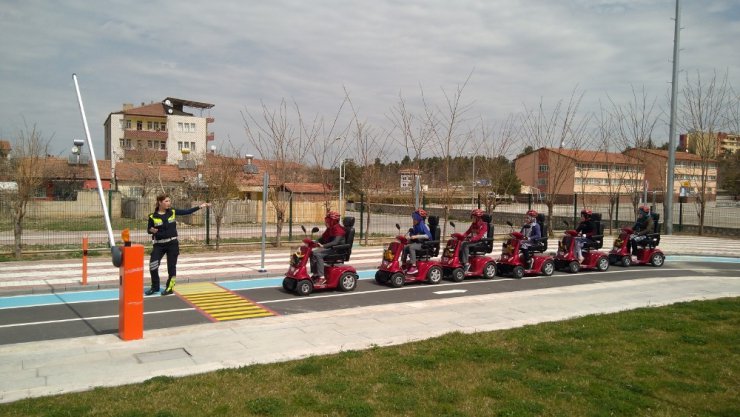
[440,214,497,282]
[495,214,555,278]
[554,213,609,273]
[375,216,443,287]
[609,212,665,267]
[282,217,359,296]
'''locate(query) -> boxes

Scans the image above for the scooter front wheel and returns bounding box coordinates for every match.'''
[282,277,296,292]
[389,272,405,288]
[450,268,465,282]
[375,270,389,285]
[295,279,313,296]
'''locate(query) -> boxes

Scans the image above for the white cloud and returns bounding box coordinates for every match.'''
[0,0,738,160]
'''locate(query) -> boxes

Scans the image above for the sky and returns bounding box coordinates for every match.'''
[1,0,739,162]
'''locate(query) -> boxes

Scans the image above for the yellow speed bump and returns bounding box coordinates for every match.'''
[175,282,276,322]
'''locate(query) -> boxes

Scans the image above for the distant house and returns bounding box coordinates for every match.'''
[0,140,11,159]
[623,148,717,201]
[399,168,421,190]
[515,148,643,200]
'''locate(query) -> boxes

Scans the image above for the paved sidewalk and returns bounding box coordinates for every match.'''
[0,234,739,404]
[2,234,740,296]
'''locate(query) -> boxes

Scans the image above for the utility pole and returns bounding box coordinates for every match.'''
[665,0,681,234]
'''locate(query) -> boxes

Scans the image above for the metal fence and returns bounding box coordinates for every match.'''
[1,191,739,256]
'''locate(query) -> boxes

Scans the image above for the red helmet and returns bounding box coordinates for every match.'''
[325,210,340,220]
[471,209,485,218]
[580,208,592,218]
[639,205,650,214]
[414,208,428,219]
[526,209,538,217]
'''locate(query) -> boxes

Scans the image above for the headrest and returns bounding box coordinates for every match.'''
[481,214,492,223]
[342,216,355,228]
[591,213,602,222]
[427,215,439,227]
[536,213,545,224]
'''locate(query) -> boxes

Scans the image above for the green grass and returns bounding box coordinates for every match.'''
[1,298,738,416]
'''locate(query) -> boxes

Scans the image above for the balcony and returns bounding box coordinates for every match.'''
[123,129,168,140]
[206,132,215,141]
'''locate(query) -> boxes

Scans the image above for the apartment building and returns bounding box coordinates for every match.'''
[680,131,740,157]
[514,148,643,199]
[104,98,215,170]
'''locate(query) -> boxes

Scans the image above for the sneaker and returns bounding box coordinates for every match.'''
[314,276,327,286]
[464,264,471,273]
[145,288,160,296]
[407,266,419,275]
[165,277,176,292]
[160,288,173,296]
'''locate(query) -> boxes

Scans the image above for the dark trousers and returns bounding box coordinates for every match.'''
[149,240,179,290]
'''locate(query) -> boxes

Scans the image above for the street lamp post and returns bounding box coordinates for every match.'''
[339,158,353,216]
[468,151,477,207]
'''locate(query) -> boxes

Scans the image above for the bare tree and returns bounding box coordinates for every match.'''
[594,103,631,234]
[519,87,591,235]
[477,115,520,212]
[424,74,474,237]
[610,85,659,215]
[345,92,390,244]
[198,145,245,249]
[8,123,50,258]
[677,70,731,235]
[242,99,318,247]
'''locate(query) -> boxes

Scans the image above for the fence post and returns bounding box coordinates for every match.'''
[573,193,578,225]
[288,192,293,241]
[615,196,620,230]
[359,192,365,242]
[205,205,210,245]
[81,234,88,285]
[528,193,532,211]
[477,193,481,209]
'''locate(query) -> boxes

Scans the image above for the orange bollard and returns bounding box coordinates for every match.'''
[82,235,88,285]
[118,239,144,341]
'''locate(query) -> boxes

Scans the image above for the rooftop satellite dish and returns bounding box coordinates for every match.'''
[163,99,174,114]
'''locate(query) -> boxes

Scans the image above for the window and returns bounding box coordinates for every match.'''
[537,178,547,186]
[190,142,195,151]
[147,121,153,130]
[136,121,142,131]
[119,138,132,149]
[538,164,548,172]
[160,141,166,150]
[125,119,131,129]
[177,122,184,132]
[177,141,183,150]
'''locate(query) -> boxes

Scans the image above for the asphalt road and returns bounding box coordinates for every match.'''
[1,259,737,346]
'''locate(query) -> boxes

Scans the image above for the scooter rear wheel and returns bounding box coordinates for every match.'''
[568,261,580,273]
[541,260,555,276]
[426,266,443,284]
[650,252,665,267]
[338,272,357,291]
[597,256,609,271]
[482,262,496,279]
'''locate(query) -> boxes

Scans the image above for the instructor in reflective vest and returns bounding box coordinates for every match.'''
[146,193,210,296]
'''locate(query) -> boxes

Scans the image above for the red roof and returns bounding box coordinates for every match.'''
[283,183,332,194]
[544,148,640,165]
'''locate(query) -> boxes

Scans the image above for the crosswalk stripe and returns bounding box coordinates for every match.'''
[175,282,276,322]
